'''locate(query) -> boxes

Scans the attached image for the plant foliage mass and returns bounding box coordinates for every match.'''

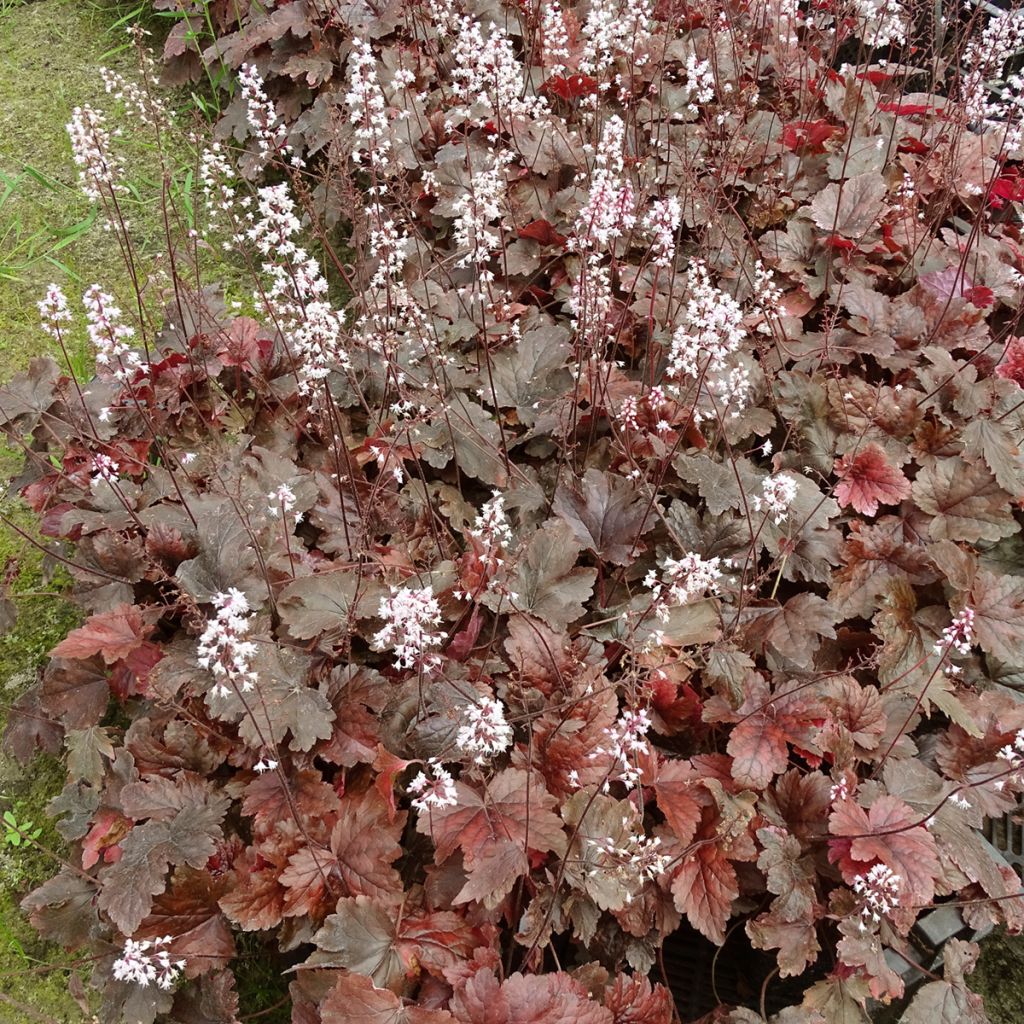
[5,0,1024,1022]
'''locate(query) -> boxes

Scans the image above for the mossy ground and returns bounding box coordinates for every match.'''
[970,931,1024,1024]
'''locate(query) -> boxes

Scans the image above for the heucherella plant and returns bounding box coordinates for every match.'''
[6,1,1024,1022]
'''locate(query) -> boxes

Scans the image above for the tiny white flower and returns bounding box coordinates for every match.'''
[591,708,652,790]
[38,283,72,338]
[933,608,975,657]
[267,483,297,518]
[648,553,724,622]
[90,453,120,485]
[197,589,259,694]
[852,864,901,927]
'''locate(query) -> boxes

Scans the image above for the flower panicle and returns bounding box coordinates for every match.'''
[373,585,444,672]
[112,936,185,991]
[197,588,259,697]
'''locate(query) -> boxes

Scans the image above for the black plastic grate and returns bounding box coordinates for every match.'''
[985,802,1024,878]
[661,922,817,1022]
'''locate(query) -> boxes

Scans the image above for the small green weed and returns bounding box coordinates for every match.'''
[2,809,42,848]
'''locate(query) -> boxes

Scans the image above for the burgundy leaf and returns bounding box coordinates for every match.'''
[450,968,614,1024]
[330,789,406,898]
[834,444,911,517]
[320,971,457,1024]
[553,468,652,565]
[671,845,739,945]
[417,769,566,906]
[829,797,940,910]
[50,603,154,665]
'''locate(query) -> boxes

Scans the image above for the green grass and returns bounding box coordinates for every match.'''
[0,1,156,372]
[233,934,293,1024]
[0,0,251,378]
[0,0,260,1016]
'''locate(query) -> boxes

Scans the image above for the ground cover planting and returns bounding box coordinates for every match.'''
[4,0,1024,1021]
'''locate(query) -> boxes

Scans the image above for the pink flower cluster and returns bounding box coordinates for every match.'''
[246,183,349,392]
[934,608,975,657]
[592,828,670,899]
[38,284,72,339]
[83,285,143,381]
[592,708,653,790]
[373,585,444,671]
[66,104,125,205]
[753,473,798,525]
[470,492,513,552]
[238,63,296,167]
[667,262,752,421]
[576,117,635,250]
[112,936,185,990]
[197,589,259,697]
[457,696,513,762]
[645,553,725,623]
[346,38,391,170]
[852,864,901,930]
[408,760,458,811]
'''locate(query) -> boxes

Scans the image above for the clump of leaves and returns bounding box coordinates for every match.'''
[5,0,1024,1022]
